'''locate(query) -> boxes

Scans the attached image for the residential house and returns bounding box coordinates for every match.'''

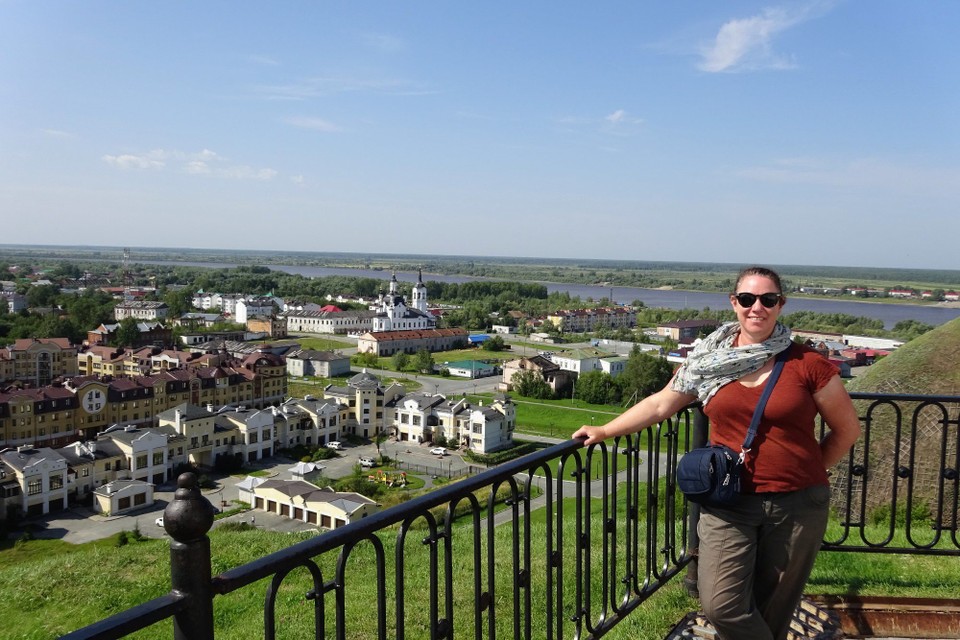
[239,478,379,530]
[443,360,498,379]
[114,300,169,321]
[499,355,574,395]
[320,370,405,440]
[551,347,617,376]
[286,350,351,378]
[92,478,155,516]
[272,397,342,449]
[0,446,69,517]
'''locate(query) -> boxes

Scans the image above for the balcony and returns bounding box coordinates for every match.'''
[61,392,960,639]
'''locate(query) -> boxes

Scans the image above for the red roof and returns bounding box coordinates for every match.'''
[319,304,342,312]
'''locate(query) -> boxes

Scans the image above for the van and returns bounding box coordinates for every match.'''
[359,456,375,468]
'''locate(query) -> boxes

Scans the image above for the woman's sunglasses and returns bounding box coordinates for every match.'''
[733,292,782,308]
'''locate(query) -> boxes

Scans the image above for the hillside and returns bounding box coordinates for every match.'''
[846,316,960,395]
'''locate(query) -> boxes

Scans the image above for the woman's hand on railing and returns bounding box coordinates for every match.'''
[572,424,607,447]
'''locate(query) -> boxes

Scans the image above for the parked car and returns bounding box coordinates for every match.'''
[358,456,375,468]
[325,441,343,450]
[155,516,164,527]
[430,447,447,456]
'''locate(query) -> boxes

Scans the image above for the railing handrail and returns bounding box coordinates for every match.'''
[59,391,960,639]
[213,438,584,594]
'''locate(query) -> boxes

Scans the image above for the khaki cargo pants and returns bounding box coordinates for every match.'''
[697,484,831,640]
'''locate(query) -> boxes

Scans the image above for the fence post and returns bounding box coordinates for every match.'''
[683,407,708,597]
[164,472,216,640]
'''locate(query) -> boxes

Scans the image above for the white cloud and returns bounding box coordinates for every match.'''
[102,151,166,170]
[290,174,305,185]
[698,5,818,73]
[605,109,643,126]
[103,147,276,181]
[41,128,75,138]
[283,116,342,132]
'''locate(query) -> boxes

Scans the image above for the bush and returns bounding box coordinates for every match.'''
[464,441,540,466]
[116,531,129,547]
[869,500,931,527]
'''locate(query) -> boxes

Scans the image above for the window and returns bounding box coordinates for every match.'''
[50,476,63,490]
[134,493,147,506]
[82,468,89,477]
[28,478,42,495]
[136,455,148,469]
[153,452,163,465]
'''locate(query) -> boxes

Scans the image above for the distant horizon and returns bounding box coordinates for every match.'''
[3,242,960,279]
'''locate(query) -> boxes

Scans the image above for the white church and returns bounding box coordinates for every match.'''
[370,270,437,333]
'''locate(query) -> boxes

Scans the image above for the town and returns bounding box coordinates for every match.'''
[0,259,911,539]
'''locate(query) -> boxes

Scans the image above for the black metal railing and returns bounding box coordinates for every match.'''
[60,392,960,639]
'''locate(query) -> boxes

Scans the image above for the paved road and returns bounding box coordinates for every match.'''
[13,438,472,545]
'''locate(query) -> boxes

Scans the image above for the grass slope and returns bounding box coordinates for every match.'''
[846,317,960,395]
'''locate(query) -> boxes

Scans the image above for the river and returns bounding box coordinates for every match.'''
[141,260,960,329]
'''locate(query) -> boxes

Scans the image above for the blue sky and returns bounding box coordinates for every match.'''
[1,1,958,269]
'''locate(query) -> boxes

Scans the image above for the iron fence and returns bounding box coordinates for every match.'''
[59,392,960,639]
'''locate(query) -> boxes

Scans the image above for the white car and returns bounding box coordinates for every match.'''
[358,456,375,468]
[430,447,447,456]
[155,516,164,527]
[325,441,343,450]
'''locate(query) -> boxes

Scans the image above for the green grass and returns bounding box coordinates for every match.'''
[510,396,626,438]
[4,487,960,639]
[285,335,355,351]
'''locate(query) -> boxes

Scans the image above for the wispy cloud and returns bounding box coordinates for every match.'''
[41,128,76,138]
[556,109,643,135]
[247,54,280,66]
[360,32,405,53]
[255,75,436,100]
[102,148,277,181]
[283,116,342,132]
[698,4,828,73]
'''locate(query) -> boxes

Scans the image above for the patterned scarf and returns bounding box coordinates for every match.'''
[670,321,793,406]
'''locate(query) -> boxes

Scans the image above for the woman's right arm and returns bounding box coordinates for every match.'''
[572,385,696,446]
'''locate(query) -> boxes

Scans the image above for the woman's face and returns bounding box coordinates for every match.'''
[730,274,785,344]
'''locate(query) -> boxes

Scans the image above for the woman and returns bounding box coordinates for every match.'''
[572,266,860,640]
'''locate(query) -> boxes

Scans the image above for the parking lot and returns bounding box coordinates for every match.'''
[13,439,469,545]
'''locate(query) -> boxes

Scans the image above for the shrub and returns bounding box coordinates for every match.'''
[116,531,129,547]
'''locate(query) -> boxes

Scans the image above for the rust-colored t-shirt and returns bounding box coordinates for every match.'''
[702,343,838,493]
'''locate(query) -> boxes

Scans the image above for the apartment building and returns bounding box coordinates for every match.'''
[546,307,637,333]
[1,337,78,386]
[0,353,287,449]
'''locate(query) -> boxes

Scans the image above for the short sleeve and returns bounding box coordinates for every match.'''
[797,346,840,394]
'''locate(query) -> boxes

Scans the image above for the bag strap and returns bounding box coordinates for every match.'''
[739,347,790,461]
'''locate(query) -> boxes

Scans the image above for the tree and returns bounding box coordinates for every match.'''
[352,351,379,368]
[485,335,506,352]
[114,316,141,347]
[373,428,389,462]
[574,370,620,405]
[163,287,194,318]
[512,369,553,400]
[391,351,410,371]
[413,348,435,374]
[617,348,674,405]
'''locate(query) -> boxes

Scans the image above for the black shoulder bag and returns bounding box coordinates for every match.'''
[677,348,788,508]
